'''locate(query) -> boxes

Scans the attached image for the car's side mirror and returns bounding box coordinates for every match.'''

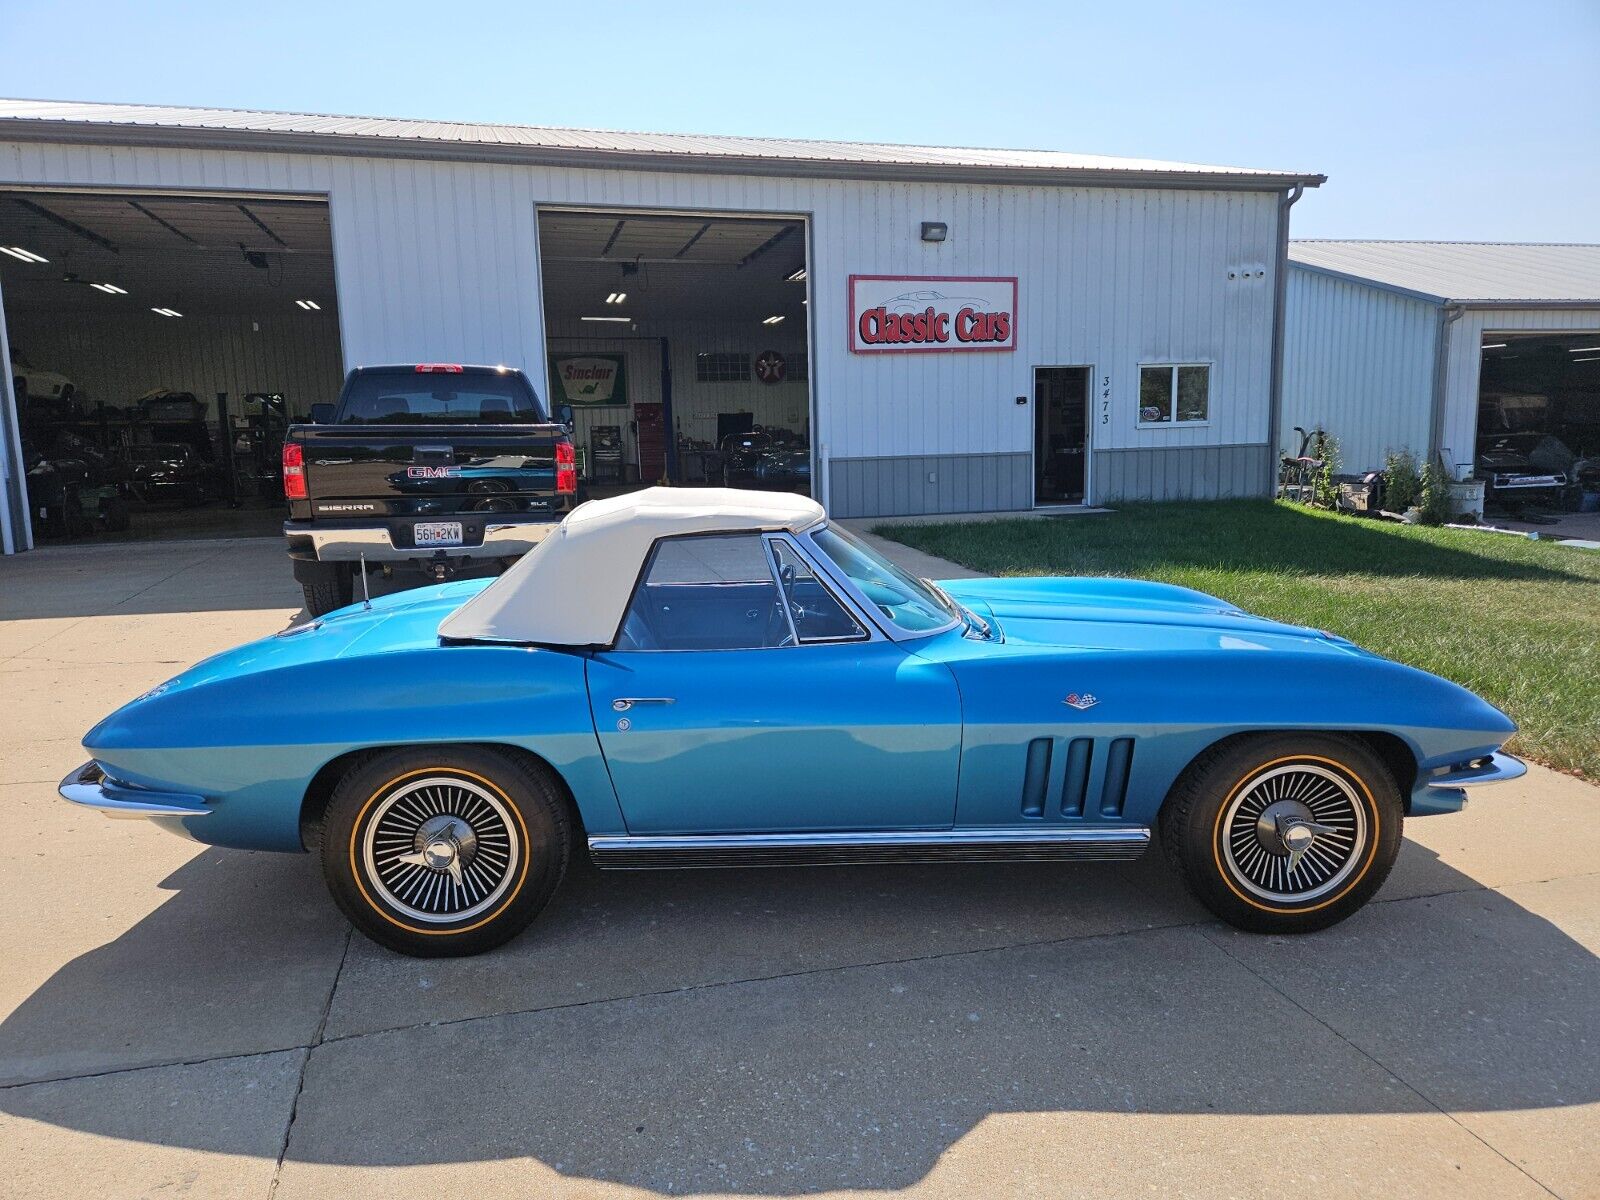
[557,403,574,428]
[308,403,335,424]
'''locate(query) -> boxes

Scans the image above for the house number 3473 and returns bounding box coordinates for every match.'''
[1101,375,1111,424]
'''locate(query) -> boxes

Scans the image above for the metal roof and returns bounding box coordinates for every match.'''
[1289,240,1600,307]
[0,99,1324,191]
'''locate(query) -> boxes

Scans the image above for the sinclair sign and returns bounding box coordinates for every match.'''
[848,275,1018,354]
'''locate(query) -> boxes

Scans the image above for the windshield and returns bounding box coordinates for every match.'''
[809,523,958,635]
[336,371,547,424]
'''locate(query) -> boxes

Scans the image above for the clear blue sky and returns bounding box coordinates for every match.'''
[7,0,1597,242]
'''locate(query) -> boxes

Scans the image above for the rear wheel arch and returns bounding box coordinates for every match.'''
[300,741,583,851]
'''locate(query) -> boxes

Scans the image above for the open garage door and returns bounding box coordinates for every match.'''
[1477,333,1600,520]
[0,191,342,547]
[538,209,812,501]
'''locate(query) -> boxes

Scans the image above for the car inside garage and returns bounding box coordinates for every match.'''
[538,209,812,500]
[1477,332,1600,517]
[0,190,343,544]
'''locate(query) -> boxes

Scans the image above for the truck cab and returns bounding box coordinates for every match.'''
[282,363,576,615]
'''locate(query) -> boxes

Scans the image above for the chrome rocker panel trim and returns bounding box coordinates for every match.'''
[300,521,559,562]
[588,827,1151,869]
[1426,752,1527,789]
[58,761,211,819]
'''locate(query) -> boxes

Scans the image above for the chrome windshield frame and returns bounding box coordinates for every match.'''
[794,520,962,644]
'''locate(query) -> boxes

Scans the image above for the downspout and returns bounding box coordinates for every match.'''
[1428,304,1465,471]
[1266,184,1303,490]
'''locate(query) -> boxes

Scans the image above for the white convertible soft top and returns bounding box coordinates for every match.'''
[438,486,826,645]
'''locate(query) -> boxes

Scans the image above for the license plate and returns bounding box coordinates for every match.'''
[414,521,463,547]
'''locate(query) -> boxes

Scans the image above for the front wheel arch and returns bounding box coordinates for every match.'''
[1162,729,1418,820]
[299,742,583,852]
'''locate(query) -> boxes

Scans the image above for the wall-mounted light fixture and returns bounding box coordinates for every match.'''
[920,222,948,243]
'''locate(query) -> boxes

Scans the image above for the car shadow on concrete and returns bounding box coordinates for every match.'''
[0,839,1594,1195]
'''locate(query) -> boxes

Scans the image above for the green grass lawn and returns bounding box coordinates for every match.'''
[877,501,1600,779]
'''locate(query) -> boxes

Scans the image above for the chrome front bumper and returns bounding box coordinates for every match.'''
[59,761,211,819]
[1426,751,1528,789]
[294,520,559,562]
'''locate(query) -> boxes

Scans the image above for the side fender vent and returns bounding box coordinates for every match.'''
[1100,737,1135,817]
[1060,737,1093,817]
[1021,737,1052,818]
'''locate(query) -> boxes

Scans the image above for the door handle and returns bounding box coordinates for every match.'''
[611,697,676,712]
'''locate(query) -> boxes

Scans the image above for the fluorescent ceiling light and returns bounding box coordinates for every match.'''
[787,268,806,282]
[295,299,321,310]
[0,246,48,263]
[762,315,786,325]
[1569,346,1600,353]
[605,292,626,304]
[151,307,183,317]
[1481,343,1508,349]
[1573,356,1600,363]
[580,315,631,323]
[91,282,128,294]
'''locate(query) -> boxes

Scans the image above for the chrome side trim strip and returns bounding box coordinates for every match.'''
[588,827,1150,869]
[58,761,211,819]
[1426,751,1527,789]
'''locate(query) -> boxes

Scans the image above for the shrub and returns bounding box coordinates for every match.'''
[1312,433,1342,509]
[1419,460,1453,526]
[1385,450,1421,512]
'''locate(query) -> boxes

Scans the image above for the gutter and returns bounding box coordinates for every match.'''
[1428,304,1465,466]
[1266,183,1304,476]
[0,120,1329,193]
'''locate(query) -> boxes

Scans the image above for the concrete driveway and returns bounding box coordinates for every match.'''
[2,536,1596,1199]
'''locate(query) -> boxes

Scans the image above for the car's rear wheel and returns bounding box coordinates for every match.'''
[320,746,570,956]
[1160,733,1402,934]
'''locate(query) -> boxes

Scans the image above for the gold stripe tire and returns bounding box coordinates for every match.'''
[320,746,570,957]
[1159,733,1404,935]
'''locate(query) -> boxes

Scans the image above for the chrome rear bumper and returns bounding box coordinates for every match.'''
[58,761,211,819]
[291,520,558,562]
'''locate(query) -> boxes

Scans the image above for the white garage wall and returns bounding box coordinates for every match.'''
[1281,265,1439,473]
[0,139,1285,517]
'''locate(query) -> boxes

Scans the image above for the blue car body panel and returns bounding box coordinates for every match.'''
[79,567,1517,855]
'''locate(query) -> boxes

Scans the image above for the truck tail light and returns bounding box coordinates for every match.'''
[415,363,465,373]
[555,441,577,495]
[283,441,307,499]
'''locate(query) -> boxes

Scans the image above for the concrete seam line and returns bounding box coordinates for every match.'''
[267,924,353,1200]
[1195,926,1563,1200]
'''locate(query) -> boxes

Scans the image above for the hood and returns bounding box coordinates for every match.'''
[939,576,1366,657]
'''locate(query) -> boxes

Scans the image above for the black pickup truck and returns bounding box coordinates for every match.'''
[282,363,576,615]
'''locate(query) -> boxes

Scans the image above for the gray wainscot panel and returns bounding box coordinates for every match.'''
[829,453,1032,518]
[1091,443,1274,503]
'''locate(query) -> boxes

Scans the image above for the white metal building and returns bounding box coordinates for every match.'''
[0,99,1326,554]
[1282,241,1600,475]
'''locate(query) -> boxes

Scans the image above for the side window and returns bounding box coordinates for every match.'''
[615,533,789,651]
[770,539,867,643]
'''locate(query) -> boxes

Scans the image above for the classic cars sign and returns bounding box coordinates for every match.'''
[548,354,627,406]
[848,275,1018,354]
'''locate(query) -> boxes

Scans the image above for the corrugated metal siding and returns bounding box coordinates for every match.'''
[2,309,343,419]
[830,453,1031,517]
[0,139,1285,524]
[1439,307,1600,473]
[1281,265,1438,473]
[1092,444,1272,503]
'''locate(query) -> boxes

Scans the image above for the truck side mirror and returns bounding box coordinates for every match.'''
[557,404,574,428]
[308,403,335,424]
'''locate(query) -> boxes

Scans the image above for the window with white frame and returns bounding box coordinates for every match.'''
[1138,364,1210,425]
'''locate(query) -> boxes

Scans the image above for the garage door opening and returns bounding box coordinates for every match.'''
[537,209,811,500]
[1476,332,1600,518]
[0,190,343,545]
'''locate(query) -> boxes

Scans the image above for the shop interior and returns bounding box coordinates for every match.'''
[1476,332,1600,517]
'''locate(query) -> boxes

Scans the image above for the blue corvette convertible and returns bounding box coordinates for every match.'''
[63,488,1525,956]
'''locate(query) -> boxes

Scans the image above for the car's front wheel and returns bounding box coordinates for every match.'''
[320,746,571,956]
[1160,733,1402,934]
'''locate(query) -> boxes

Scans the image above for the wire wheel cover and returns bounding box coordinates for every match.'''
[361,774,521,923]
[1220,763,1367,903]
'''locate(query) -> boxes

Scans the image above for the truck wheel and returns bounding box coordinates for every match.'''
[299,562,353,616]
[320,746,571,956]
[1160,733,1402,935]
